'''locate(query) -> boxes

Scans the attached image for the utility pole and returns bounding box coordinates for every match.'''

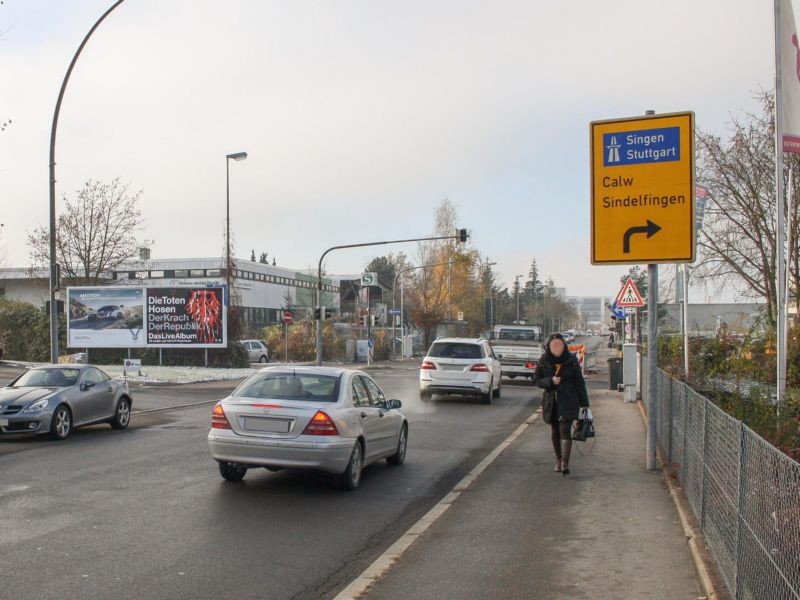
[515,275,523,323]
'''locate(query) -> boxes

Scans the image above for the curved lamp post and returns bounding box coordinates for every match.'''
[48,0,127,363]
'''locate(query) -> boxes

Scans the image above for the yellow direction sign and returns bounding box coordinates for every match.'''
[590,112,695,264]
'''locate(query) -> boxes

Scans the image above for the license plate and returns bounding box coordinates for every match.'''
[0,419,8,427]
[441,364,465,371]
[243,417,291,433]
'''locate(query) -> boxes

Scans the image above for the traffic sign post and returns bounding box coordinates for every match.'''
[590,112,695,265]
[592,111,693,471]
[283,311,293,363]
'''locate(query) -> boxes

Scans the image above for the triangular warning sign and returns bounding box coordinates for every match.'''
[616,278,645,307]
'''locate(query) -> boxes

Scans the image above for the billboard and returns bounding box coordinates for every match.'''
[67,286,227,349]
[146,287,226,347]
[68,287,145,348]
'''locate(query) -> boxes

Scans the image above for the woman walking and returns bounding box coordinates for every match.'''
[534,333,590,476]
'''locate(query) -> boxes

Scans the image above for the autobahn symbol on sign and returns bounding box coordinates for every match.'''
[616,278,645,308]
[590,112,695,264]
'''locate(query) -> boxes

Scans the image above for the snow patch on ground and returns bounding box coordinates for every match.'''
[101,365,256,384]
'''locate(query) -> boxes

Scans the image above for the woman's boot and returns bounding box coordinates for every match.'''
[560,439,572,476]
[551,426,562,472]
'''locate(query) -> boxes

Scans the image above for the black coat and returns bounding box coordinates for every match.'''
[534,352,590,424]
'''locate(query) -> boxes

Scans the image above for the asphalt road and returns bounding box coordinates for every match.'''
[0,340,606,599]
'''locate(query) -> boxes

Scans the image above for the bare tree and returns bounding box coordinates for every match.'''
[694,92,800,325]
[27,178,144,284]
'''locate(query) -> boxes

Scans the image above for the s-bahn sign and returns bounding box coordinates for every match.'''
[590,112,695,264]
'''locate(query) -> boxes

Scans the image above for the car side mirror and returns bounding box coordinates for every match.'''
[81,381,95,391]
[387,399,402,410]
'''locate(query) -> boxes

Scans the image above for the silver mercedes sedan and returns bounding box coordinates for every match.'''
[208,366,408,490]
[0,365,133,440]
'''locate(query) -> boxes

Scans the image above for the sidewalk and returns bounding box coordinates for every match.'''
[362,351,703,600]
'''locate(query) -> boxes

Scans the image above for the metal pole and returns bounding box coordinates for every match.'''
[226,158,230,293]
[204,348,208,368]
[647,263,658,470]
[285,322,289,364]
[400,279,405,358]
[775,0,788,403]
[48,0,127,363]
[785,168,794,335]
[515,277,520,323]
[367,285,371,341]
[683,264,690,377]
[391,275,397,359]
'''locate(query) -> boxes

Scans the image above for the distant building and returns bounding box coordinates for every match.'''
[1,257,343,335]
[567,296,610,326]
[659,303,764,336]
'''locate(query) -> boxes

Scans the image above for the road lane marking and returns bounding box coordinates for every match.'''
[334,408,541,600]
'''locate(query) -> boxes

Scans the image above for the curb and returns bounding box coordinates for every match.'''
[635,400,722,600]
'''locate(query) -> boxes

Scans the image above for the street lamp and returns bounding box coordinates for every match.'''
[47,0,127,363]
[515,274,524,323]
[483,260,497,330]
[225,152,247,294]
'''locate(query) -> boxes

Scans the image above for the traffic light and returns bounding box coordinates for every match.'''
[457,228,468,243]
[315,307,321,320]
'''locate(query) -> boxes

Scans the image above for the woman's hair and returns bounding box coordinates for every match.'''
[546,333,565,346]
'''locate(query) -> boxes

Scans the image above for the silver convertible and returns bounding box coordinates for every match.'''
[0,365,133,440]
[208,366,408,490]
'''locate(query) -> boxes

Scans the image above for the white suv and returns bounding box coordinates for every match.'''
[419,337,502,404]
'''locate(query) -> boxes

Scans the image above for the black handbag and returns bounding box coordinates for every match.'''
[572,408,595,442]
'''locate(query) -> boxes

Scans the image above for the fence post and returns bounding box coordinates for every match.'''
[667,376,674,463]
[700,397,708,530]
[682,385,688,483]
[733,423,747,600]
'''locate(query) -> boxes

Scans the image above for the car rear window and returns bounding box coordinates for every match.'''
[12,368,81,388]
[233,373,340,402]
[427,342,484,359]
[496,328,539,341]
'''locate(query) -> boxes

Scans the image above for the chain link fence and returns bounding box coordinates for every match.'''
[643,365,800,599]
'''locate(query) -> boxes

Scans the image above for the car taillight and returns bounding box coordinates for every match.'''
[470,363,490,372]
[421,361,437,370]
[525,361,537,370]
[211,403,232,429]
[303,411,339,436]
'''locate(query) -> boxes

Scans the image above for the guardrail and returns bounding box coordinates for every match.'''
[643,365,800,600]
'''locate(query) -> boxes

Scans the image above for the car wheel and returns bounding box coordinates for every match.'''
[111,397,131,430]
[336,441,363,490]
[219,462,247,482]
[482,379,493,404]
[50,405,72,441]
[420,390,432,402]
[259,355,268,363]
[493,379,502,399]
[387,424,408,466]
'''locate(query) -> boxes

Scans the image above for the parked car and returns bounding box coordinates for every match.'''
[0,365,132,440]
[419,337,502,403]
[241,339,269,363]
[207,366,408,490]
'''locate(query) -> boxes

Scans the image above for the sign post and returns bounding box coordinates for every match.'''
[591,110,695,471]
[283,311,293,364]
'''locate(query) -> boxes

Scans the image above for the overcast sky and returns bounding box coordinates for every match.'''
[0,0,774,298]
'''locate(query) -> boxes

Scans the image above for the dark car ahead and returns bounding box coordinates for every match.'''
[0,365,132,440]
